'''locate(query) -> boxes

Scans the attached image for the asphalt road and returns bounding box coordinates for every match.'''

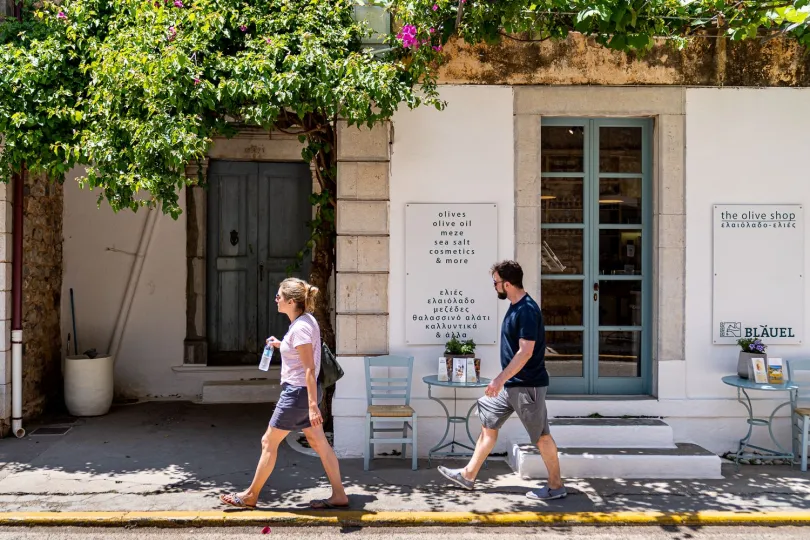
[0,527,808,539]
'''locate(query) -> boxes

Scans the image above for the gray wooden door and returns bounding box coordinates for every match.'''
[207,161,312,365]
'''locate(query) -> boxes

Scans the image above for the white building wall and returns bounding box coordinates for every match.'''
[333,85,520,457]
[61,172,201,400]
[680,87,810,451]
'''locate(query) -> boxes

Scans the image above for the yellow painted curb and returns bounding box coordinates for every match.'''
[1,510,810,527]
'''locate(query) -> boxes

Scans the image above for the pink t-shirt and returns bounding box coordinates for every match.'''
[279,313,321,386]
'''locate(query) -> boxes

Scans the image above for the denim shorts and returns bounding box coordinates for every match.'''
[269,383,323,431]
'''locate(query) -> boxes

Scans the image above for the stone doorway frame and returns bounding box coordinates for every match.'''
[514,86,687,398]
[183,128,310,365]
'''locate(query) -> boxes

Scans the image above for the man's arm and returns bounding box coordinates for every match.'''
[485,338,535,397]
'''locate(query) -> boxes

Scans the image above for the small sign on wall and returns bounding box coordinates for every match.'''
[405,203,498,345]
[713,204,804,344]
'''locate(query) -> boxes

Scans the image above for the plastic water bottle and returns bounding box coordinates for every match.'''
[259,345,273,371]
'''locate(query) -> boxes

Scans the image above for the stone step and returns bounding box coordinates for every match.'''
[508,442,722,479]
[201,380,281,404]
[545,418,676,449]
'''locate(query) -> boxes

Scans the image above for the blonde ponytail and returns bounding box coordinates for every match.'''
[305,284,319,314]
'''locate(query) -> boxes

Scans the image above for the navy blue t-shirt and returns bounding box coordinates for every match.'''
[500,294,548,387]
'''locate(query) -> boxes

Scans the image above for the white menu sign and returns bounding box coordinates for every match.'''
[405,203,498,345]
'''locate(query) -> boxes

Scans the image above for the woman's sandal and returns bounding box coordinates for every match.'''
[219,493,257,509]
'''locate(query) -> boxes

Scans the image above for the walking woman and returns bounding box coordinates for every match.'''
[220,278,349,510]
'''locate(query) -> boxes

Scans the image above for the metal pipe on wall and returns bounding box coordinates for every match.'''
[11,170,24,438]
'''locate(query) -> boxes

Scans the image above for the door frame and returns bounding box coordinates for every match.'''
[183,128,314,366]
[540,117,654,395]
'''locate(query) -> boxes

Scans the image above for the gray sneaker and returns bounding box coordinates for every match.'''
[526,485,567,500]
[437,466,475,490]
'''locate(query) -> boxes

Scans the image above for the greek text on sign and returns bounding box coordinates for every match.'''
[712,204,804,345]
[405,204,498,345]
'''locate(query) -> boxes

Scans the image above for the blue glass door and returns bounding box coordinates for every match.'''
[540,118,652,395]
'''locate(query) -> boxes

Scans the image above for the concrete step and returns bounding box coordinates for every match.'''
[201,380,281,404]
[511,418,675,449]
[508,442,722,479]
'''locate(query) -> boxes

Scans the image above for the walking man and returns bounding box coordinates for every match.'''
[437,260,566,500]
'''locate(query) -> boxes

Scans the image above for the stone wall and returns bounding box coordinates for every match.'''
[21,174,63,418]
[439,33,810,87]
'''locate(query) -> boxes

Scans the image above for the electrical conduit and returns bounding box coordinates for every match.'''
[11,170,24,438]
[108,205,160,365]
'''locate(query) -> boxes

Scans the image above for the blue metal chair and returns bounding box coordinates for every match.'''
[364,355,417,471]
[787,359,810,472]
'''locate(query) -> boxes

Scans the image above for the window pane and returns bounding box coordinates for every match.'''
[541,178,583,224]
[599,280,642,326]
[542,126,584,172]
[546,331,583,377]
[598,331,641,378]
[599,127,642,173]
[542,229,583,275]
[541,280,583,326]
[599,178,642,224]
[599,230,642,275]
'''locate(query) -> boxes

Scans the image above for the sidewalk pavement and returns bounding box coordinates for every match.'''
[0,401,808,527]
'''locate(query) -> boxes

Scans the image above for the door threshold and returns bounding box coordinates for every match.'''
[548,394,656,401]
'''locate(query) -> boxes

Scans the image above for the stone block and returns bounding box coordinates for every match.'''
[337,162,389,200]
[515,87,685,116]
[0,292,10,321]
[515,206,540,244]
[658,214,685,249]
[337,314,388,355]
[0,349,8,385]
[0,202,10,234]
[336,314,358,355]
[0,384,9,423]
[0,182,11,204]
[336,201,389,235]
[337,121,390,162]
[0,320,9,355]
[337,236,389,273]
[0,263,9,291]
[658,247,685,361]
[515,115,541,207]
[336,273,388,313]
[658,115,685,215]
[0,234,10,263]
[208,136,304,161]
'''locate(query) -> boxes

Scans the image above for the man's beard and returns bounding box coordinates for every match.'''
[497,291,507,300]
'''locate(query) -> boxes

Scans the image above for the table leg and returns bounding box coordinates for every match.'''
[425,385,480,467]
[426,384,451,469]
[733,387,795,467]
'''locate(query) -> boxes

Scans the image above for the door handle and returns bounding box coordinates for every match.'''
[593,282,598,302]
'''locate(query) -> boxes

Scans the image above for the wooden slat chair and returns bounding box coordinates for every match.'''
[364,355,417,471]
[787,359,810,472]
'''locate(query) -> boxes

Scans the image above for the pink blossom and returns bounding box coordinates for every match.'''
[432,4,438,10]
[57,11,67,19]
[193,78,201,84]
[266,37,273,44]
[174,0,184,7]
[239,25,247,32]
[429,27,435,34]
[432,45,443,52]
[396,24,419,49]
[167,26,177,41]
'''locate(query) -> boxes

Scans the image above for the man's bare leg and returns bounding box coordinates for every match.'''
[537,433,563,490]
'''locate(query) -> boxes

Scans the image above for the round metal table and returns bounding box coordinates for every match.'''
[721,375,799,467]
[422,375,490,467]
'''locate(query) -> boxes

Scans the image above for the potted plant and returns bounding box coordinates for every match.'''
[735,337,767,379]
[443,337,479,380]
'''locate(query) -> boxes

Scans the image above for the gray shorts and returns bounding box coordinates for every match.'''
[477,386,550,444]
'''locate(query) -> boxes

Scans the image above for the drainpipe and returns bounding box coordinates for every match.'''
[107,205,159,364]
[11,169,24,438]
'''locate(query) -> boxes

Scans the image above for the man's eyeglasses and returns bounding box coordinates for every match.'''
[493,280,504,287]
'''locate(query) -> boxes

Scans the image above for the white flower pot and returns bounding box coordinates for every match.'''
[64,354,114,416]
